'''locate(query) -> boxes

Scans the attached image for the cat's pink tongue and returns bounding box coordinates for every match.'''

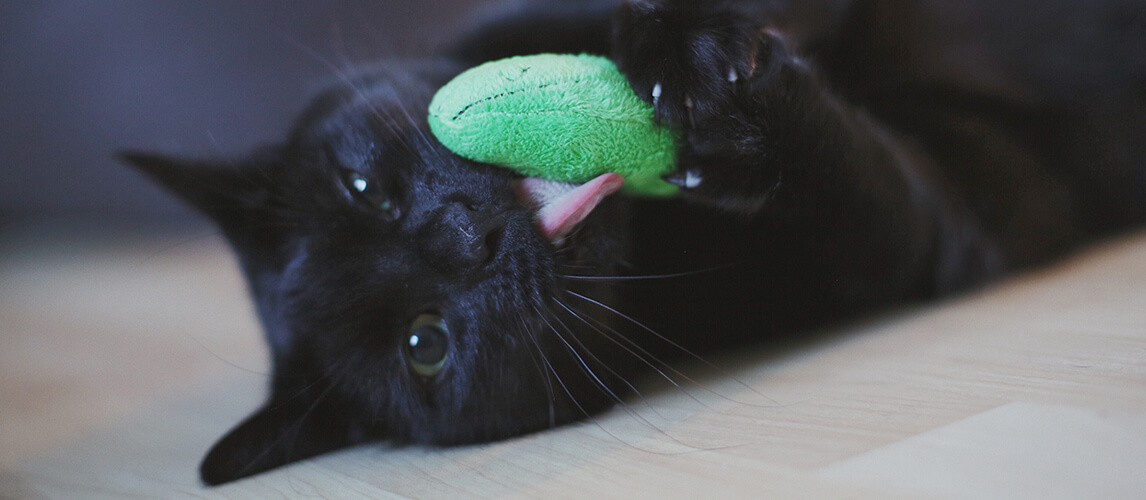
[515,173,625,242]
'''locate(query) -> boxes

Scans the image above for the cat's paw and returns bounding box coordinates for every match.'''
[662,142,783,214]
[612,0,795,126]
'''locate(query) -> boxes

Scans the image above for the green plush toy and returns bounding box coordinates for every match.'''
[427,53,680,197]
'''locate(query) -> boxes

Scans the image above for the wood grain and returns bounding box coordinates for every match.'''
[1,226,1143,499]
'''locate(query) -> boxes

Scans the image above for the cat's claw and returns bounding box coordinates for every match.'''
[649,82,696,126]
[614,0,783,126]
[664,168,703,189]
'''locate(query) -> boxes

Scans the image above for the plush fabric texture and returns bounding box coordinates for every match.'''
[428,54,679,196]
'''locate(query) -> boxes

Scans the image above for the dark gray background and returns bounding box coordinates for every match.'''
[0,1,487,225]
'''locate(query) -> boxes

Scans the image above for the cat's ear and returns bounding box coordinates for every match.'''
[198,394,366,486]
[119,150,275,223]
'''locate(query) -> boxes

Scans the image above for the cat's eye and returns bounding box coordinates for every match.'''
[341,171,398,217]
[405,314,450,377]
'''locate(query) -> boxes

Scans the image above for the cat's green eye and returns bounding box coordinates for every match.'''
[342,171,398,216]
[405,314,450,377]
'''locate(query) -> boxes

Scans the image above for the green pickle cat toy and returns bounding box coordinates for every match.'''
[428,53,680,197]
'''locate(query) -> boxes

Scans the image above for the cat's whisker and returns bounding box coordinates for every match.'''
[559,263,598,270]
[140,229,273,377]
[549,302,654,409]
[392,95,451,164]
[359,91,423,160]
[535,306,623,406]
[566,296,783,412]
[283,37,422,159]
[204,130,241,170]
[527,305,595,416]
[547,302,726,450]
[515,313,557,427]
[529,307,697,455]
[557,263,742,282]
[552,299,669,420]
[234,381,338,480]
[321,23,414,140]
[285,381,343,459]
[280,373,335,408]
[554,298,710,411]
[180,327,271,378]
[564,290,788,409]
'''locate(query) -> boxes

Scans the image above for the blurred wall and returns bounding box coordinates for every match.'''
[0,0,483,223]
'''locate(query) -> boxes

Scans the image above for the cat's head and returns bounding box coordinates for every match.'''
[125,60,633,485]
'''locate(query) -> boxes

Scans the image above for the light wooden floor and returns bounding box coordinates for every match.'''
[2,224,1144,499]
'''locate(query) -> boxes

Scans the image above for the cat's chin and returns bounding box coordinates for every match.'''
[514,173,625,244]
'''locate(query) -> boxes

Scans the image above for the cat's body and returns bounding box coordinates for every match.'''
[126,0,1146,485]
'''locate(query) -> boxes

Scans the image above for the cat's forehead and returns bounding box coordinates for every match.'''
[290,62,462,150]
[305,92,423,153]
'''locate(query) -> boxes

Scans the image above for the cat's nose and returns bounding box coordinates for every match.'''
[421,200,507,269]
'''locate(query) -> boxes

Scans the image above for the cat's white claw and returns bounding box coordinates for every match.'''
[684,169,703,189]
[728,68,739,83]
[664,168,703,189]
[651,82,662,107]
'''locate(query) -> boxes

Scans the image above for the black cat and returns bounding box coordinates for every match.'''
[124,0,1146,485]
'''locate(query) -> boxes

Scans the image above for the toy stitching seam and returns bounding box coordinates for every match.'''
[451,79,583,121]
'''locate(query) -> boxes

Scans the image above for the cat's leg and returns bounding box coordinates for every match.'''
[615,0,1001,302]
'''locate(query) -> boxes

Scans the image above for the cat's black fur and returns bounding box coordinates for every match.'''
[124,0,1146,485]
